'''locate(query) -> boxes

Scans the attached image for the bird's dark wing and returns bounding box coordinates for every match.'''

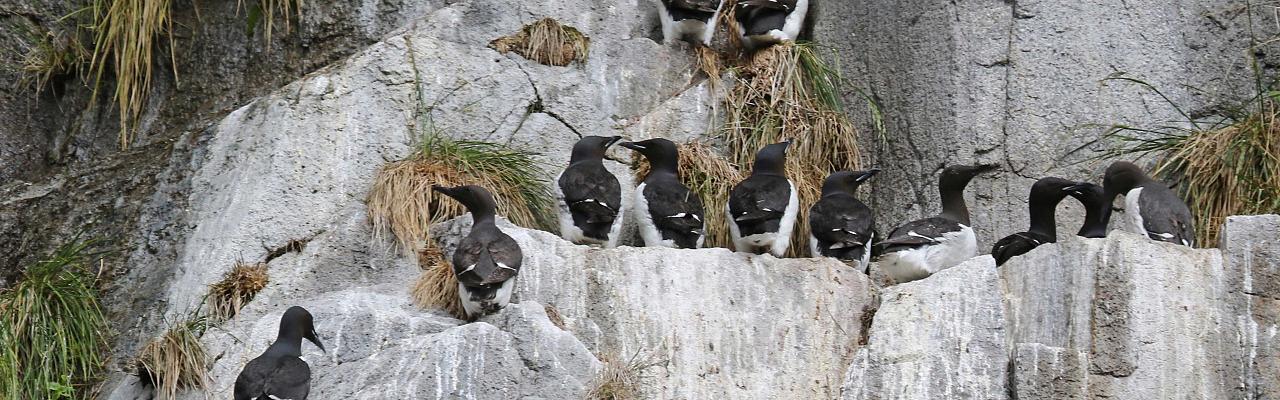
[1138,184,1196,247]
[728,175,791,223]
[991,232,1051,266]
[663,0,721,12]
[644,179,706,235]
[809,196,874,248]
[235,355,311,400]
[559,164,622,224]
[875,217,964,255]
[453,233,521,286]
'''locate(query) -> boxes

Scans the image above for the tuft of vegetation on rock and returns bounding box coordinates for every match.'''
[0,238,108,399]
[490,18,590,67]
[585,351,663,400]
[410,239,467,320]
[367,133,554,254]
[135,315,210,400]
[207,260,269,321]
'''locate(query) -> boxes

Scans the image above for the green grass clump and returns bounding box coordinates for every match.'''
[367,133,554,254]
[0,239,108,399]
[1099,74,1280,246]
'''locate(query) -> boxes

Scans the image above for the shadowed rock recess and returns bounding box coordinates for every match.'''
[0,0,1274,398]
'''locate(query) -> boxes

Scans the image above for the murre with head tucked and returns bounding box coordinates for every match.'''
[875,164,997,283]
[991,177,1077,266]
[734,0,809,50]
[727,140,798,257]
[1102,161,1195,247]
[809,169,880,271]
[1063,181,1112,238]
[656,0,725,45]
[432,185,523,318]
[556,135,626,248]
[234,306,326,400]
[621,138,706,249]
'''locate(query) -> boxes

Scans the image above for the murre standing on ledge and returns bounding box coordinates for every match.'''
[234,306,325,400]
[991,177,1077,266]
[875,164,997,283]
[1063,181,1112,238]
[1102,161,1195,247]
[727,140,798,257]
[621,138,706,249]
[656,0,725,45]
[734,0,809,50]
[808,169,880,271]
[556,136,626,248]
[432,185,523,318]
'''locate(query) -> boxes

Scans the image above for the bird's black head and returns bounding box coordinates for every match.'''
[821,168,880,195]
[939,164,998,192]
[1029,177,1078,204]
[570,135,622,164]
[620,138,680,175]
[751,139,792,176]
[1063,181,1112,238]
[432,185,498,223]
[280,306,325,353]
[1102,161,1149,199]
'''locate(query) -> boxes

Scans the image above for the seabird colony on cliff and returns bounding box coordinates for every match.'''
[227,2,1203,397]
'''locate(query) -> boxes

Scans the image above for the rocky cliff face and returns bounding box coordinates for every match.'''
[1,0,1277,398]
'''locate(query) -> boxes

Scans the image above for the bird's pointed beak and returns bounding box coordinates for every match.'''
[307,328,326,353]
[855,168,882,183]
[618,141,645,151]
[975,163,1000,173]
[606,136,623,148]
[432,185,456,197]
[1062,183,1089,194]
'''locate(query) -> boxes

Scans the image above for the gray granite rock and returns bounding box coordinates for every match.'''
[842,256,1008,399]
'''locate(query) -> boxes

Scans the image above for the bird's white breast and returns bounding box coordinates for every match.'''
[879,225,977,284]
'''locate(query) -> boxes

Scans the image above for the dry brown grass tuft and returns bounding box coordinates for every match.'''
[632,140,745,249]
[721,42,863,257]
[695,44,724,91]
[239,0,304,44]
[89,0,177,148]
[1150,102,1280,246]
[585,351,663,400]
[490,18,589,67]
[21,26,90,91]
[207,261,269,321]
[367,134,552,255]
[411,240,466,319]
[135,317,209,400]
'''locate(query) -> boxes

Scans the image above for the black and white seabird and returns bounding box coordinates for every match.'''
[1102,161,1195,247]
[727,140,798,257]
[657,0,725,45]
[734,0,809,50]
[875,164,997,283]
[620,138,706,249]
[234,306,326,400]
[556,136,626,248]
[991,177,1077,266]
[1063,181,1112,238]
[808,169,880,271]
[432,185,523,318]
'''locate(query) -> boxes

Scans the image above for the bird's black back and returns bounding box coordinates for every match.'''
[875,216,964,256]
[559,162,622,239]
[991,231,1054,266]
[643,175,705,249]
[234,350,312,400]
[663,0,718,21]
[1137,183,1196,246]
[809,194,875,259]
[453,228,523,286]
[736,0,797,35]
[728,175,791,236]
